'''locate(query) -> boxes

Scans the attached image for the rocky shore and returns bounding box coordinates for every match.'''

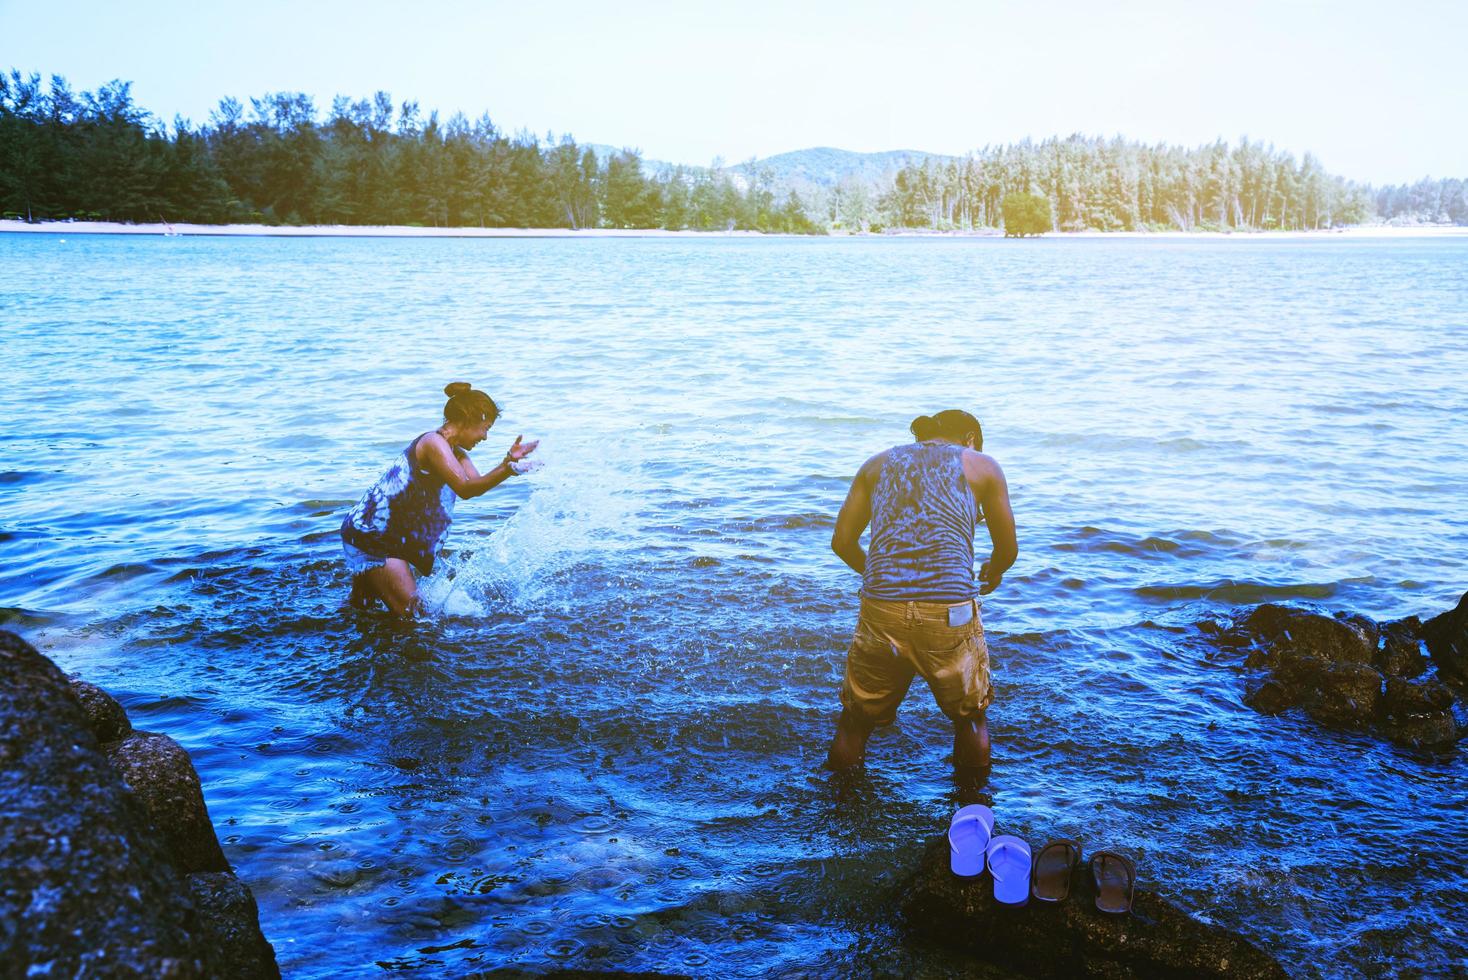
[1200,589,1468,749]
[0,630,279,978]
[898,837,1287,978]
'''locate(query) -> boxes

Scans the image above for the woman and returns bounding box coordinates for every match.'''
[341,382,539,616]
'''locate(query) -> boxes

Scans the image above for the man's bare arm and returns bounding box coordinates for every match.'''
[831,454,881,575]
[967,452,1017,595]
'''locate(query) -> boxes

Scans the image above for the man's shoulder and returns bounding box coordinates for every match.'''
[857,447,898,482]
[961,449,1003,480]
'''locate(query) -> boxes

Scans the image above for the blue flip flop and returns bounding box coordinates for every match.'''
[947,804,995,877]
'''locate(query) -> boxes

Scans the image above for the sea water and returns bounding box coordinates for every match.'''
[2,233,1465,977]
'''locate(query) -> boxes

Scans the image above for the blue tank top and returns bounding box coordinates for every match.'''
[862,441,978,602]
[340,434,461,576]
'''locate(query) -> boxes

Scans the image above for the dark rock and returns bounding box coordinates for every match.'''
[1336,612,1381,651]
[1379,677,1459,748]
[1243,679,1295,714]
[1423,590,1468,685]
[1241,604,1374,666]
[1302,662,1382,726]
[1274,654,1326,689]
[1,631,279,979]
[898,836,1287,979]
[104,731,231,875]
[69,677,133,742]
[1376,618,1427,679]
[1383,676,1455,714]
[187,872,280,979]
[0,631,203,976]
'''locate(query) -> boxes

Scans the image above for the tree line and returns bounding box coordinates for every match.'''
[2,70,1463,234]
[0,71,818,233]
[872,137,1465,232]
[873,138,1345,232]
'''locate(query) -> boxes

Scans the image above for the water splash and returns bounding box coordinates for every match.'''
[423,434,649,616]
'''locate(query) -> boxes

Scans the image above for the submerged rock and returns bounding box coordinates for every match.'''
[1379,677,1459,748]
[1243,678,1295,715]
[0,630,278,978]
[898,837,1287,979]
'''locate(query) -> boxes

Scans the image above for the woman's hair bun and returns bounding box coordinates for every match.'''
[444,381,473,398]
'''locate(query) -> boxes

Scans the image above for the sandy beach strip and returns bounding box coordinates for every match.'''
[0,221,770,239]
[3,219,1465,240]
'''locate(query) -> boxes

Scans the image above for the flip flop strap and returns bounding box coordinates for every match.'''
[947,813,988,852]
[988,841,1025,880]
[1094,851,1136,896]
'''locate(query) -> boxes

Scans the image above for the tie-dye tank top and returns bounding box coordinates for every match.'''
[340,433,460,576]
[862,441,978,602]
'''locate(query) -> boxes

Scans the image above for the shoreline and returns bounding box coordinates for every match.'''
[3,219,1467,240]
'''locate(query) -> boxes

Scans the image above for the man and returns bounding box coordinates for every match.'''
[825,409,1017,791]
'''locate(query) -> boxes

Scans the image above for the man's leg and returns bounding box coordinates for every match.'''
[363,558,422,618]
[913,603,992,789]
[952,709,990,774]
[827,601,914,771]
[825,708,876,770]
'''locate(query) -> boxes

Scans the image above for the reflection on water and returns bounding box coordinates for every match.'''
[2,234,1466,977]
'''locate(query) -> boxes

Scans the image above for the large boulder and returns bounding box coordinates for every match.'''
[1422,590,1468,685]
[1,630,279,978]
[898,837,1287,979]
[104,732,230,874]
[0,632,203,976]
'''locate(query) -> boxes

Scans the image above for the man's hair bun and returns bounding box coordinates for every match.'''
[444,381,473,398]
[911,409,982,449]
[910,415,939,439]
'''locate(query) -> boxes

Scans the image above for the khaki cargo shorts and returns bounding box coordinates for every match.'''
[839,595,992,726]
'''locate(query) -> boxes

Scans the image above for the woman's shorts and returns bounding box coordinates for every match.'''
[839,595,992,726]
[342,538,388,578]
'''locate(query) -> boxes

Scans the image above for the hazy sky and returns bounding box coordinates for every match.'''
[3,0,1463,184]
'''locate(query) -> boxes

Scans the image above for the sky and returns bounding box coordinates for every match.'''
[2,0,1463,185]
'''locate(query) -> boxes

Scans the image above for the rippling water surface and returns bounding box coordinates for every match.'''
[3,233,1466,978]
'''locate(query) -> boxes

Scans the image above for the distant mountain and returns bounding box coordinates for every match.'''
[730,147,954,189]
[581,143,678,175]
[578,144,952,189]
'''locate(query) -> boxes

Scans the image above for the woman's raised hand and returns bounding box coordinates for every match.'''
[505,435,539,461]
[504,435,542,475]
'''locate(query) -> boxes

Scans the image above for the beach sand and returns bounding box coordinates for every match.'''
[2,218,1465,239]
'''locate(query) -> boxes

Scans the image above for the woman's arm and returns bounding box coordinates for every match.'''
[418,432,533,500]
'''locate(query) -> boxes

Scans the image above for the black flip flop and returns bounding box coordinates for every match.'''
[1031,839,1082,902]
[1089,850,1137,914]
